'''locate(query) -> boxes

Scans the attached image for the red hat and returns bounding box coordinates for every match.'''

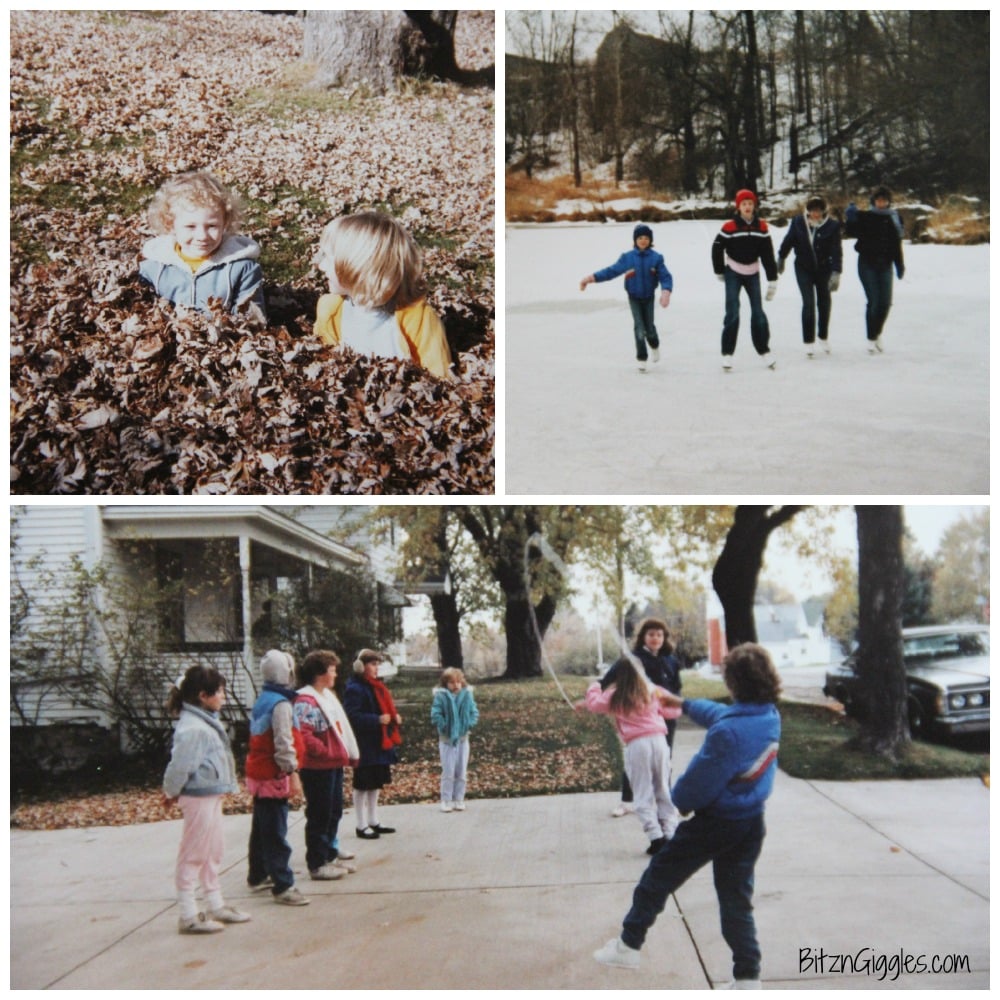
[735,189,758,206]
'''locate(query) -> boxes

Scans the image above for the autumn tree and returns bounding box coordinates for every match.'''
[852,506,909,755]
[457,506,581,679]
[930,509,989,623]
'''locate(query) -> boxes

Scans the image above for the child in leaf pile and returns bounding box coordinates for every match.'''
[139,171,266,318]
[313,211,453,378]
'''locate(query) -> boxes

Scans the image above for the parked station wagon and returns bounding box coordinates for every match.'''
[823,624,990,739]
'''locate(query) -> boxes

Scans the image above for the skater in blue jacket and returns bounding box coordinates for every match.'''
[593,642,782,989]
[580,223,673,372]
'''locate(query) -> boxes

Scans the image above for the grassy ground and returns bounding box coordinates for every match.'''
[10,673,988,830]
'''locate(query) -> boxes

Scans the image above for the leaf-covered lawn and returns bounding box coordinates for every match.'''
[10,10,495,494]
[11,676,622,831]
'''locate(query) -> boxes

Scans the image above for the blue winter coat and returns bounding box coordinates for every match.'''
[594,246,673,300]
[778,213,843,275]
[430,685,480,745]
[139,234,265,315]
[343,675,400,767]
[672,699,780,820]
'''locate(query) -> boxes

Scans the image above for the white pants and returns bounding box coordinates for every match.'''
[175,794,226,919]
[439,737,470,804]
[624,735,680,843]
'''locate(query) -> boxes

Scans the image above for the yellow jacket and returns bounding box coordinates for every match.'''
[315,294,452,379]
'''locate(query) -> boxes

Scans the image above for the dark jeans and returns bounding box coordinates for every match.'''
[621,812,766,982]
[794,263,832,344]
[301,768,342,872]
[858,260,894,341]
[722,270,770,356]
[628,295,660,361]
[620,724,675,802]
[247,796,294,894]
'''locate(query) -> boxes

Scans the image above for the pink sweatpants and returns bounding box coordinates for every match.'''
[175,794,225,919]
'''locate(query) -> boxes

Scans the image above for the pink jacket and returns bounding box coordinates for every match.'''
[584,681,681,744]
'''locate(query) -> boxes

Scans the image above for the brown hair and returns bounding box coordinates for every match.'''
[609,657,653,715]
[147,171,244,236]
[298,649,341,688]
[166,665,225,717]
[722,643,782,705]
[632,617,675,656]
[316,212,424,310]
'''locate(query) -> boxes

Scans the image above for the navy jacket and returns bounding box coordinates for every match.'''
[594,246,673,300]
[601,646,682,696]
[845,204,904,274]
[343,675,400,767]
[778,213,843,275]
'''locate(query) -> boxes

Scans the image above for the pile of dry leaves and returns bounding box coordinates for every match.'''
[10,10,495,494]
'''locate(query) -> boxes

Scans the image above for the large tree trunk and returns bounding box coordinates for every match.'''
[712,505,803,649]
[303,10,460,94]
[503,591,555,679]
[854,506,910,756]
[429,590,463,669]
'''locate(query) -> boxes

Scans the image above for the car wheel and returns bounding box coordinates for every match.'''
[907,697,926,740]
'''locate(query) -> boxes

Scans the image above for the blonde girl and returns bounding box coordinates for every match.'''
[430,667,479,812]
[163,665,249,934]
[579,660,682,855]
[139,170,265,316]
[313,211,452,377]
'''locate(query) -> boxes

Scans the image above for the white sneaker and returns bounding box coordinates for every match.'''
[822,341,831,354]
[273,887,310,906]
[178,912,225,934]
[637,361,647,372]
[309,864,344,881]
[867,337,884,354]
[334,846,356,861]
[332,858,357,875]
[610,803,633,818]
[440,802,454,813]
[594,937,640,970]
[207,905,251,924]
[722,356,734,371]
[806,347,814,358]
[762,353,776,369]
[453,801,466,811]
[651,347,660,363]
[728,979,762,989]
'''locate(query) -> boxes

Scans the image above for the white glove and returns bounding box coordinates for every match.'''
[829,272,841,292]
[766,282,777,301]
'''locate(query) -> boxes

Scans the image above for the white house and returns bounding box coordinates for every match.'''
[707,600,835,669]
[10,504,369,738]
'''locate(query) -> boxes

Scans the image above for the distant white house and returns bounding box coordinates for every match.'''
[708,600,835,669]
[10,504,369,735]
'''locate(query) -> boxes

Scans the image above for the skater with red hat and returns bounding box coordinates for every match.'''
[711,190,779,371]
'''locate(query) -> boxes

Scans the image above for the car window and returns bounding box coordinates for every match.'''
[902,631,989,659]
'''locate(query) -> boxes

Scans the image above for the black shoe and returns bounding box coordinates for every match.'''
[646,837,667,856]
[356,826,380,839]
[371,823,395,835]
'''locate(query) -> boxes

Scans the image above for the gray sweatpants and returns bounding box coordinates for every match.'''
[624,734,680,843]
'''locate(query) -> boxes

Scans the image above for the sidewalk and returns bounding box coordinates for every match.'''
[10,725,989,990]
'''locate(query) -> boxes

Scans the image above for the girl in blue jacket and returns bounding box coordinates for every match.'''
[580,223,673,372]
[778,196,843,356]
[594,642,782,989]
[139,171,265,317]
[430,667,480,812]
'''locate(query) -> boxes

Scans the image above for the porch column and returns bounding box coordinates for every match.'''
[239,534,253,671]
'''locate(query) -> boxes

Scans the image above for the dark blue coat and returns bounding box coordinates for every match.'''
[778,213,843,275]
[600,646,682,695]
[343,675,399,767]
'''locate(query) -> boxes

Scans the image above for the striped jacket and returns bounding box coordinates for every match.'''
[672,699,780,819]
[711,213,779,282]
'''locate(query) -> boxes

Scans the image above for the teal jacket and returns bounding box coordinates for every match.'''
[430,685,479,745]
[672,699,780,820]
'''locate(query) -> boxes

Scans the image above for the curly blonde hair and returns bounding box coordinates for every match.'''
[146,171,244,236]
[316,211,424,311]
